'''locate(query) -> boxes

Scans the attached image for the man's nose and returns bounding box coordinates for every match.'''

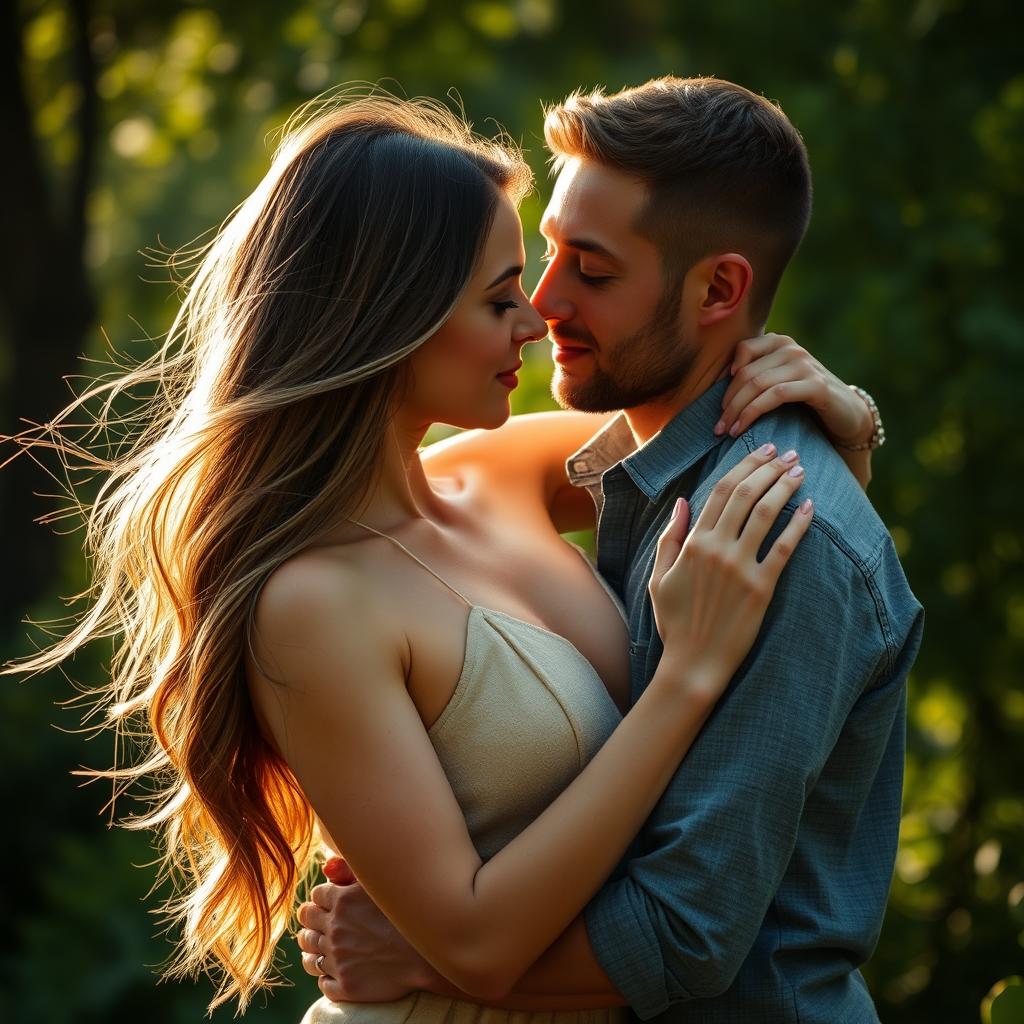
[530,262,574,323]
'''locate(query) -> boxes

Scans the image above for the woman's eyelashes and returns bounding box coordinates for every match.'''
[492,299,519,315]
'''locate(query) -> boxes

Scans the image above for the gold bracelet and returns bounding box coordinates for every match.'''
[836,385,886,451]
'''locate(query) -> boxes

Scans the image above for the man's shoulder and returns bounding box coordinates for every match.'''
[706,406,888,569]
[692,407,923,664]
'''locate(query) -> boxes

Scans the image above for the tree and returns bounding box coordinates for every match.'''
[3,2,1021,1020]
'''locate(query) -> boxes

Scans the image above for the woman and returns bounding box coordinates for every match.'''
[4,92,872,1018]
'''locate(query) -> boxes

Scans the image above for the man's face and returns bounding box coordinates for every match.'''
[532,157,696,412]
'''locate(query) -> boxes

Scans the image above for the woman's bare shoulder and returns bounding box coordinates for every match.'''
[252,541,400,685]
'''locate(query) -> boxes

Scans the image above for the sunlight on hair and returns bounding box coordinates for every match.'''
[2,83,532,1012]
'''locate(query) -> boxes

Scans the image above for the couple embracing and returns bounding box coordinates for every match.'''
[13,76,923,1022]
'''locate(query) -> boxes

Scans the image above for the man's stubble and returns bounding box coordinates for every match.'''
[551,282,697,414]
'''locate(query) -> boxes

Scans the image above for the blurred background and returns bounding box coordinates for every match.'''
[2,0,1022,1021]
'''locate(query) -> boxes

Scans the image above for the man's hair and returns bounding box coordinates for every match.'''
[544,76,812,325]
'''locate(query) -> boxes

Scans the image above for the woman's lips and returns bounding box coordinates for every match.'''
[496,361,522,389]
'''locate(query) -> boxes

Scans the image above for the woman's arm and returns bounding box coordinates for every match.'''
[252,448,812,1001]
[424,335,877,538]
[716,334,877,490]
[422,410,615,533]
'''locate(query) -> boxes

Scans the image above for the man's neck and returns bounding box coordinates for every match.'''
[624,346,733,447]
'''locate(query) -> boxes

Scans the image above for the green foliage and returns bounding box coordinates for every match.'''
[4,1,1021,1021]
[983,977,1024,1024]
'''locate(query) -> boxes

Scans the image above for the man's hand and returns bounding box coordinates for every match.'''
[296,857,438,1003]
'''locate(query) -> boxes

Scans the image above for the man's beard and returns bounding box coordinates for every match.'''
[551,287,696,413]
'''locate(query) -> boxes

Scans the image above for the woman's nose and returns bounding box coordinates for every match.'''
[524,301,548,342]
[515,299,549,344]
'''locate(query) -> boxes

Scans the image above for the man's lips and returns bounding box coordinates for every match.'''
[552,341,593,365]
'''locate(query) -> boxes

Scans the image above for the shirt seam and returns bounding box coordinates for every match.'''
[769,893,804,1023]
[800,518,897,683]
[738,428,899,680]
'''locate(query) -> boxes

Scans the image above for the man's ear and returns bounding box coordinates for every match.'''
[693,253,753,327]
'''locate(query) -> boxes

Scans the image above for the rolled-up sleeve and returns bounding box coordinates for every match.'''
[584,524,920,1018]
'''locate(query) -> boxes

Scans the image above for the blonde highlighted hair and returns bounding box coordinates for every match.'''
[3,88,531,1010]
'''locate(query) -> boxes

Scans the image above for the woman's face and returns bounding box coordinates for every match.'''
[404,193,547,431]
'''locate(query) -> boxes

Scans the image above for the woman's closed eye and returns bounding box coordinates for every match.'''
[492,299,520,315]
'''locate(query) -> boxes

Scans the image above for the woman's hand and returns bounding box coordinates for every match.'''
[714,334,874,449]
[649,444,813,700]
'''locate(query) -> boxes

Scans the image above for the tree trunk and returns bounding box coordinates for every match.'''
[0,0,97,633]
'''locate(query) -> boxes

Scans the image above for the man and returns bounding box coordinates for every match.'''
[296,76,923,1021]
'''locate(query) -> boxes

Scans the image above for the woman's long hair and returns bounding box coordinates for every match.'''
[2,89,532,1010]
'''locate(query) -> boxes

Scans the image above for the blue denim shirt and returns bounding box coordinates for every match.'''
[569,380,924,1024]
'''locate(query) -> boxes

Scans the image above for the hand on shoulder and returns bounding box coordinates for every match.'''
[716,333,875,449]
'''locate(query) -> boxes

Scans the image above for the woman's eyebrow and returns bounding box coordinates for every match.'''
[486,265,524,289]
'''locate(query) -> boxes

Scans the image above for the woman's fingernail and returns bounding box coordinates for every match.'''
[713,420,725,436]
[673,497,685,519]
[728,421,740,437]
[800,498,814,514]
[780,449,798,463]
[788,464,804,478]
[758,443,776,457]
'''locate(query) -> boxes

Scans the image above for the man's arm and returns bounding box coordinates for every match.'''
[420,916,621,1007]
[299,865,621,1008]
[574,524,921,1016]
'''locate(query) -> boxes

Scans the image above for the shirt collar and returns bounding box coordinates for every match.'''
[566,379,729,501]
[566,413,635,489]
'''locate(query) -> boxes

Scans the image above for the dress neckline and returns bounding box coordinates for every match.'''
[344,520,627,724]
[428,603,615,738]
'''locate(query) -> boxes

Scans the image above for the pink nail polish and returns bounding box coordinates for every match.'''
[780,449,798,463]
[713,421,725,436]
[801,498,813,514]
[728,422,740,437]
[758,443,776,456]
[788,464,804,478]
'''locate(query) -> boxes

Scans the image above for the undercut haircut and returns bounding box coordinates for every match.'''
[544,76,812,325]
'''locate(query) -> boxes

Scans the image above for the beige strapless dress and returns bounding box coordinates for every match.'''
[302,528,628,1024]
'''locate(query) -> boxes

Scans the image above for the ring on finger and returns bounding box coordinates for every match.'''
[316,953,327,975]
